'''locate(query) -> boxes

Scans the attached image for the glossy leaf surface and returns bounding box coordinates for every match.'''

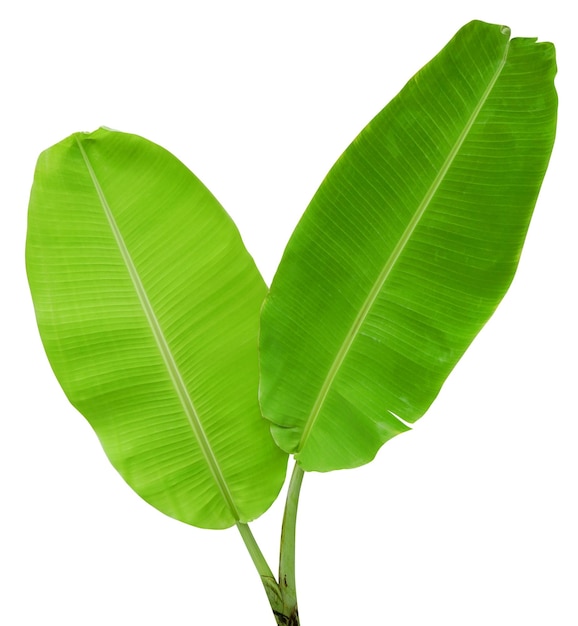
[27,128,287,528]
[260,21,557,471]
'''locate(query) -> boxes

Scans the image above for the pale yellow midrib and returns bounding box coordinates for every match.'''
[76,136,240,521]
[297,39,511,452]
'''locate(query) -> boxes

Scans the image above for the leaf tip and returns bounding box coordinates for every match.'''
[99,125,121,133]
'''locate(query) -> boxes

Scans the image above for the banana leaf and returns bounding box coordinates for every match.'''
[259,20,557,471]
[26,128,287,528]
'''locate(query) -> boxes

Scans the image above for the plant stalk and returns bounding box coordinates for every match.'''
[278,462,305,625]
[236,522,284,616]
[236,460,304,626]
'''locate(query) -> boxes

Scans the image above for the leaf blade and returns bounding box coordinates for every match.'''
[260,21,557,471]
[27,128,287,528]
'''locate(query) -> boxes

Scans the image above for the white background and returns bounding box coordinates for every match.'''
[1,1,576,625]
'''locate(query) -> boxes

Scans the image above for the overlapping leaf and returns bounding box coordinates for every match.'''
[260,20,557,471]
[27,129,287,528]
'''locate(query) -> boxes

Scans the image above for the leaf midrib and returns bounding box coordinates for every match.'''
[296,37,511,453]
[75,136,240,521]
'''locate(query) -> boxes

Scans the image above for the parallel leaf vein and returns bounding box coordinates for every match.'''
[75,136,240,520]
[296,39,511,453]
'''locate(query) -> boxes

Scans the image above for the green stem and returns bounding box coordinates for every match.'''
[236,461,305,626]
[236,522,284,616]
[278,462,305,624]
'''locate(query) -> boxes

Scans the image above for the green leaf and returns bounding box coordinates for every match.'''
[26,128,287,529]
[260,20,557,472]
